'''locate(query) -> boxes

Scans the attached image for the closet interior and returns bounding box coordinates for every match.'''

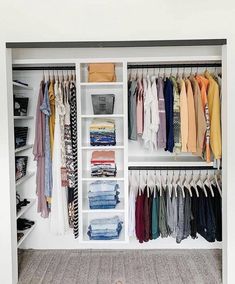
[8,43,224,281]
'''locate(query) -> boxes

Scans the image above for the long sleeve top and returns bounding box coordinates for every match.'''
[185,79,196,153]
[178,79,188,152]
[205,71,222,160]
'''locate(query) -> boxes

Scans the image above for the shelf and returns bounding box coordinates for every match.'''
[80,82,123,87]
[81,114,124,118]
[17,222,36,248]
[82,225,125,243]
[14,116,34,120]
[82,170,124,181]
[128,156,214,167]
[15,144,33,153]
[13,81,33,90]
[82,198,125,213]
[81,142,124,150]
[17,199,36,219]
[16,172,35,186]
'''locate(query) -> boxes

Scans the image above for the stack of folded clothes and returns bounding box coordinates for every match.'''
[89,119,116,146]
[87,216,123,240]
[88,181,120,209]
[91,150,117,177]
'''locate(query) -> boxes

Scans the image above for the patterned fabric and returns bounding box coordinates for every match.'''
[170,76,181,153]
[70,81,78,237]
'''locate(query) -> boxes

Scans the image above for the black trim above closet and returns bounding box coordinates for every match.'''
[127,63,222,69]
[13,66,76,71]
[128,166,218,171]
[6,39,227,49]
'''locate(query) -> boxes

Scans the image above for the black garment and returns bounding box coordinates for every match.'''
[190,188,198,239]
[197,186,216,242]
[164,78,174,152]
[212,185,222,242]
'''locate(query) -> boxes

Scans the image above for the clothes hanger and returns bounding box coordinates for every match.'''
[42,69,45,82]
[205,170,214,197]
[197,171,208,197]
[153,170,157,198]
[172,170,177,198]
[159,170,163,197]
[177,170,185,198]
[189,170,199,197]
[214,170,222,197]
[183,170,192,197]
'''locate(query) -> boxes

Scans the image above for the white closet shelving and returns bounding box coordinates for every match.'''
[77,60,128,243]
[13,81,36,247]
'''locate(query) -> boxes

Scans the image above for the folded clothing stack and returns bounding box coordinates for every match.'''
[88,181,120,209]
[87,216,123,240]
[90,119,116,146]
[91,150,117,177]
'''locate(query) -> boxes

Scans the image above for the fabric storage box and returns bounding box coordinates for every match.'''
[88,63,116,82]
[15,156,28,181]
[14,127,28,148]
[14,96,29,116]
[91,94,115,115]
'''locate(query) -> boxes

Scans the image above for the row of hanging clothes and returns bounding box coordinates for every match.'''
[128,168,222,244]
[33,68,79,238]
[128,64,222,168]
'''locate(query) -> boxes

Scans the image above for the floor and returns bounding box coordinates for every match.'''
[18,249,222,284]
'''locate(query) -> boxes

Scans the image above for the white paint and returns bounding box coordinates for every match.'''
[0,1,235,283]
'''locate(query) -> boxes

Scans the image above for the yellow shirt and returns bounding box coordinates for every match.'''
[205,71,222,160]
[49,81,55,158]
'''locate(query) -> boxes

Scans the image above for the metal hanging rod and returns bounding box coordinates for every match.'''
[128,166,218,171]
[12,66,76,71]
[127,63,221,69]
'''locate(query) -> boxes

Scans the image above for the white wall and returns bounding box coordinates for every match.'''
[0,0,235,283]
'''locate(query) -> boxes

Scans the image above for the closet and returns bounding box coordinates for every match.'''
[7,41,225,281]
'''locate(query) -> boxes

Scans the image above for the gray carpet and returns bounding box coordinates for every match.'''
[18,249,222,284]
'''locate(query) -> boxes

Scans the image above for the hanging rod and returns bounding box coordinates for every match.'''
[12,66,76,71]
[127,63,221,69]
[128,166,218,171]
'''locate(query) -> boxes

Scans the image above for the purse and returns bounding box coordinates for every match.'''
[88,63,116,82]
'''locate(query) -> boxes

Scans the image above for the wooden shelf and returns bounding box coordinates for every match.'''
[16,172,35,186]
[14,116,33,120]
[17,222,36,248]
[13,81,33,90]
[15,144,33,153]
[17,199,36,219]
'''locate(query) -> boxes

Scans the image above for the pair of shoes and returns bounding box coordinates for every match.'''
[16,193,30,212]
[17,218,35,231]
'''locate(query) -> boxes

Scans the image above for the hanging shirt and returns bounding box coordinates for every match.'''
[166,186,177,237]
[205,71,222,162]
[185,79,196,153]
[196,75,211,162]
[33,81,49,218]
[190,188,198,239]
[159,189,168,238]
[135,188,145,243]
[157,77,166,149]
[151,76,160,147]
[164,78,174,152]
[128,80,137,140]
[176,185,185,244]
[170,76,181,153]
[48,80,55,158]
[136,78,144,135]
[40,82,53,201]
[178,79,188,152]
[151,187,159,239]
[190,75,206,157]
[183,189,191,239]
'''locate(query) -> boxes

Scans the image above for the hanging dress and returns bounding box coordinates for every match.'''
[50,81,69,235]
[64,80,75,228]
[70,81,79,238]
